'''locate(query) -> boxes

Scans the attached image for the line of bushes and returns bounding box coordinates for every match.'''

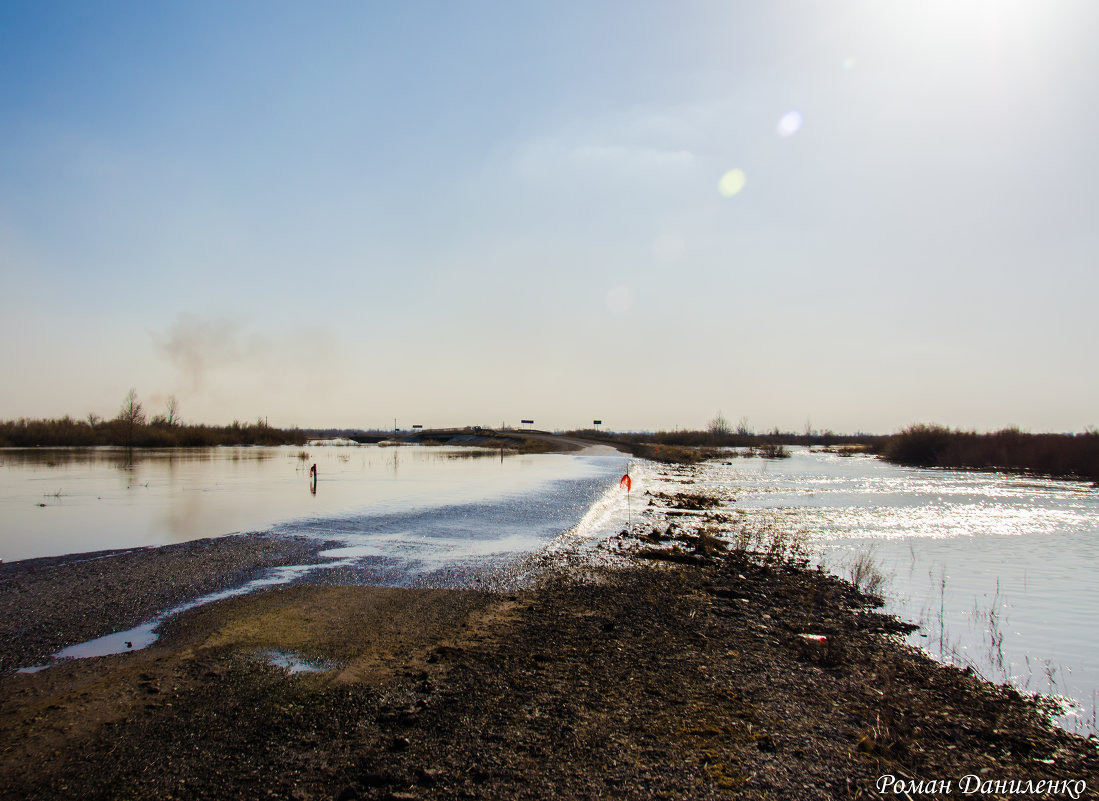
[878,424,1099,483]
[0,417,308,448]
[565,428,883,452]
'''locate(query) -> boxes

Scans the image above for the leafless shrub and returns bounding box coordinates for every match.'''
[849,550,888,597]
[727,520,809,567]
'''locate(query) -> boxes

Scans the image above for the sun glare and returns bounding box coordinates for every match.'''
[718,168,747,197]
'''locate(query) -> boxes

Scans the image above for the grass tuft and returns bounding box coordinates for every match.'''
[848,550,888,598]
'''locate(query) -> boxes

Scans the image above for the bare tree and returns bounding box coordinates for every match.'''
[736,416,752,436]
[707,410,731,437]
[118,388,146,447]
[166,395,180,427]
[86,412,101,428]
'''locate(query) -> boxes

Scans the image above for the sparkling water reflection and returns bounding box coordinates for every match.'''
[691,448,1099,736]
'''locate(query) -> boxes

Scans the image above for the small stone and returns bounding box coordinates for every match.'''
[756,733,777,752]
[415,767,441,786]
[358,773,387,787]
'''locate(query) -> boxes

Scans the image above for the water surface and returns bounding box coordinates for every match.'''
[682,448,1099,736]
[4,443,626,667]
[7,443,1096,737]
[0,445,621,563]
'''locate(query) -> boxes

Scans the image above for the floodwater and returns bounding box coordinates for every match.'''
[675,448,1099,737]
[4,442,625,669]
[5,444,1097,737]
[0,445,623,564]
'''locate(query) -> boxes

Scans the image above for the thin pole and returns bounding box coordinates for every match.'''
[626,461,632,534]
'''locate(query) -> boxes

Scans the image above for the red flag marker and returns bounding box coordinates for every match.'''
[620,473,631,492]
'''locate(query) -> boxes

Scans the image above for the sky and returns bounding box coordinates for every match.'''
[2,1,1097,434]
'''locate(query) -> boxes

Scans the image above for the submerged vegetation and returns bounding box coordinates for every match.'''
[879,424,1099,484]
[847,550,889,598]
[752,442,791,459]
[0,391,307,448]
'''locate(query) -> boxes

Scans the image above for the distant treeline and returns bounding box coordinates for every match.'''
[568,424,1099,482]
[567,428,882,449]
[565,428,883,464]
[878,424,1099,484]
[0,416,308,448]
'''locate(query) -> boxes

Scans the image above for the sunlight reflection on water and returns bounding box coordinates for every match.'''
[694,448,1099,736]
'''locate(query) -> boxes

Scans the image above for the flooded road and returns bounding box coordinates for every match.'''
[5,443,1097,735]
[0,445,623,564]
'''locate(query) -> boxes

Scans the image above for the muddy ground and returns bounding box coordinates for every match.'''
[2,543,1097,799]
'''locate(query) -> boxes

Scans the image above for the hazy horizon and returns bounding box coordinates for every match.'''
[3,2,1097,434]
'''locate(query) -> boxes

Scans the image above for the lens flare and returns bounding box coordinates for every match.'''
[777,110,803,137]
[718,168,747,197]
[843,57,856,70]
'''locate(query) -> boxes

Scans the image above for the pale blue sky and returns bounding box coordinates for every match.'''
[2,1,1097,432]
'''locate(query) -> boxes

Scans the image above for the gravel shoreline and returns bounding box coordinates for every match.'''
[3,555,1096,800]
[0,533,330,672]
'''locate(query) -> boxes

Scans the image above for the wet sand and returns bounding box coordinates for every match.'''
[2,494,1097,798]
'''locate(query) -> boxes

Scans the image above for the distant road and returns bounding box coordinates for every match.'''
[519,431,623,456]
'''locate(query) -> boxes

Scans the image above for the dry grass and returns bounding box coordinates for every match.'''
[726,520,810,567]
[848,550,888,598]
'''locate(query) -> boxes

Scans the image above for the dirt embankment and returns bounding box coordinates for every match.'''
[2,548,1096,800]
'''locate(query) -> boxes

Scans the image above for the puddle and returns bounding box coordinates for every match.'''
[263,649,334,674]
[55,623,160,660]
